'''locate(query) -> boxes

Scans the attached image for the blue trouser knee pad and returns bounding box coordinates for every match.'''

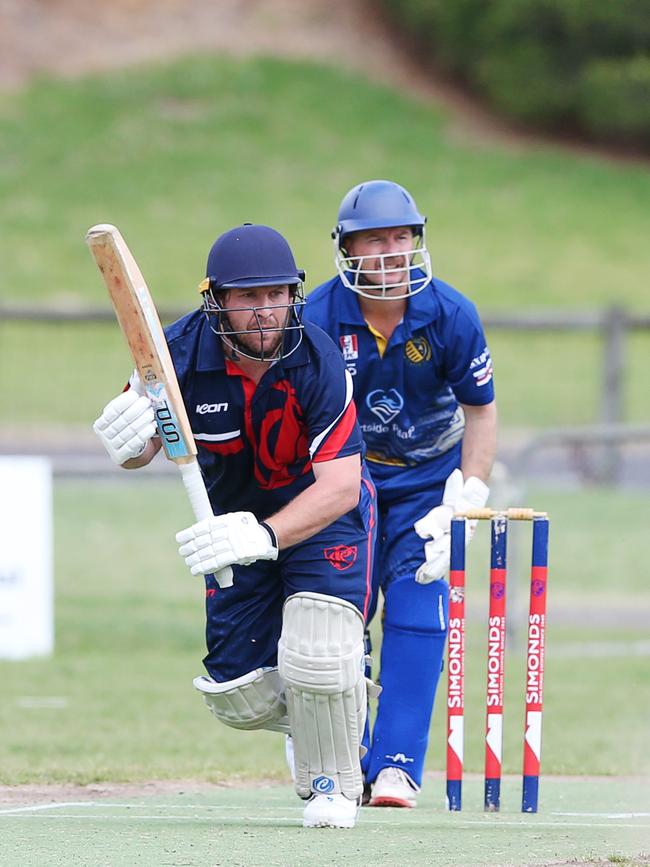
[365,577,448,787]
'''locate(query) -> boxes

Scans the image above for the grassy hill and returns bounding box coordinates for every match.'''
[1,55,649,428]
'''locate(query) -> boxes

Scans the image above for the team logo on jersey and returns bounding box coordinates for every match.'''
[340,334,359,361]
[324,545,358,571]
[404,336,431,364]
[470,346,493,387]
[367,388,404,424]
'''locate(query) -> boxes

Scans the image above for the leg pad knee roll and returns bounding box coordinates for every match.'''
[193,668,289,733]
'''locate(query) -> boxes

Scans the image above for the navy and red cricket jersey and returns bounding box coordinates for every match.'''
[159,311,376,681]
[164,311,363,517]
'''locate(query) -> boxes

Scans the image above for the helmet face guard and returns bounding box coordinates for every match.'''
[200,224,306,362]
[332,180,432,300]
[333,237,432,300]
[201,282,305,363]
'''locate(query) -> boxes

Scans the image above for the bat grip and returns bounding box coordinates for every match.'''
[178,460,234,589]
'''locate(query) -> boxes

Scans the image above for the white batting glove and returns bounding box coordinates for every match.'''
[413,469,489,584]
[176,512,279,577]
[93,389,156,465]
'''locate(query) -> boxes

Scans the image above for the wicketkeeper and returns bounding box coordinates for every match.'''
[304,181,497,808]
[94,223,377,829]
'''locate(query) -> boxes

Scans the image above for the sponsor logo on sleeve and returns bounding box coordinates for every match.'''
[470,346,493,387]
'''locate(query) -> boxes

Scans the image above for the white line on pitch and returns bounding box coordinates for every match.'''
[2,813,302,823]
[552,811,650,818]
[2,813,647,829]
[0,802,96,815]
[0,802,295,815]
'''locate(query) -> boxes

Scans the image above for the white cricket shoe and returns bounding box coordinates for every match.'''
[303,793,360,828]
[369,767,419,808]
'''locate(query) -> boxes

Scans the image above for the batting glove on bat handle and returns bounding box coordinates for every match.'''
[177,461,233,588]
[93,389,156,465]
[175,512,279,578]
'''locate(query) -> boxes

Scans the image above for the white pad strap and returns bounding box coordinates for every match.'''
[193,668,289,734]
[278,592,366,800]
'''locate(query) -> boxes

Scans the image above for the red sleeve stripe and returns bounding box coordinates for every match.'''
[311,400,358,462]
[308,369,354,459]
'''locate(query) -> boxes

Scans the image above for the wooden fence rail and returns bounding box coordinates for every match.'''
[2,303,649,483]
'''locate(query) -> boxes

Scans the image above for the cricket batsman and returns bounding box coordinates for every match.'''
[304,180,497,807]
[93,223,377,829]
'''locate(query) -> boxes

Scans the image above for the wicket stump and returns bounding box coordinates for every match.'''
[446,509,549,814]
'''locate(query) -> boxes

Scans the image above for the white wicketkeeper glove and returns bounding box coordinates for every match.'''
[176,512,279,577]
[93,388,156,465]
[413,469,489,584]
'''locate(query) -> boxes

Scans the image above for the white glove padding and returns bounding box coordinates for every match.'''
[93,389,156,465]
[413,469,489,584]
[176,511,279,577]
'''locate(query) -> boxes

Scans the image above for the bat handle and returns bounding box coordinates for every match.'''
[178,460,234,589]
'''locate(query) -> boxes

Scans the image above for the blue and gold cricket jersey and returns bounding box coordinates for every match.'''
[162,311,363,519]
[304,271,494,499]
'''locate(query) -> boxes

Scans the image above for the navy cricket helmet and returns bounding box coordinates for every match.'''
[200,223,305,362]
[203,223,305,291]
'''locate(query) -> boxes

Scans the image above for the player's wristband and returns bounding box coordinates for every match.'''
[259,521,279,551]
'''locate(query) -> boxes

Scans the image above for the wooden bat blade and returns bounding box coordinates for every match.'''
[86,224,232,586]
[85,223,197,463]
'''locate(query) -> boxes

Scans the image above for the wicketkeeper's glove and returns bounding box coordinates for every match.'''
[413,469,489,584]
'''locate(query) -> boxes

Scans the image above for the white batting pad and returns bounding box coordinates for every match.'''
[193,668,289,733]
[278,592,366,800]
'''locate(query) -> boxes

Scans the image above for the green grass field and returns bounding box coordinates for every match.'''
[0,478,648,786]
[0,479,649,865]
[1,53,649,865]
[1,55,649,431]
[2,780,649,867]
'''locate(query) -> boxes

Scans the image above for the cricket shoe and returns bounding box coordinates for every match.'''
[369,767,419,808]
[303,793,361,829]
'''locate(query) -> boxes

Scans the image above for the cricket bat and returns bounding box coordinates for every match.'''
[85,223,233,587]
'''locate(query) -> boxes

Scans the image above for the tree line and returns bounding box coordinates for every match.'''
[382,0,650,148]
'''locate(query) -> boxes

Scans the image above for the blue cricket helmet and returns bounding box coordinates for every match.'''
[205,223,305,290]
[335,179,426,240]
[332,181,432,300]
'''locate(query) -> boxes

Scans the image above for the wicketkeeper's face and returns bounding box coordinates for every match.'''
[222,285,292,356]
[344,226,415,294]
